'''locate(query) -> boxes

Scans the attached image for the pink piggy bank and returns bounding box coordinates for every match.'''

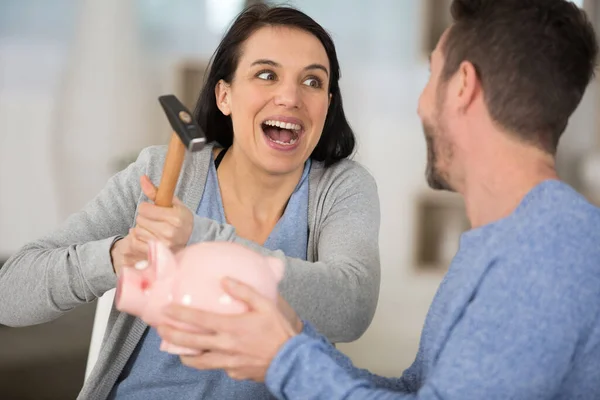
[115,240,285,355]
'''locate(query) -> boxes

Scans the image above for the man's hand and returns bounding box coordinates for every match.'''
[157,279,300,382]
[277,294,304,334]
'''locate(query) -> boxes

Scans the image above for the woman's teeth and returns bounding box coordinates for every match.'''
[262,119,302,146]
[263,120,302,131]
[268,136,298,145]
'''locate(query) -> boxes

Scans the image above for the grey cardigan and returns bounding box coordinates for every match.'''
[0,143,381,399]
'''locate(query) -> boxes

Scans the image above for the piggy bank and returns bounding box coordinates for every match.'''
[115,240,285,355]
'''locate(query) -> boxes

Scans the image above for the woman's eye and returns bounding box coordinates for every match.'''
[303,77,323,88]
[257,71,276,81]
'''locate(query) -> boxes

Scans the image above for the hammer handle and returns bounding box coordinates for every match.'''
[155,132,186,207]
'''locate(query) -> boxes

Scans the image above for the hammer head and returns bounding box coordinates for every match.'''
[159,95,206,152]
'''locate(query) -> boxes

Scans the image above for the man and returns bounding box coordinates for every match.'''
[157,0,600,398]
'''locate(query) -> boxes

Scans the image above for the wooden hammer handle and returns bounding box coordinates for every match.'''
[155,132,186,207]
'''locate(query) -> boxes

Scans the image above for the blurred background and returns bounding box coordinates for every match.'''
[1,0,599,398]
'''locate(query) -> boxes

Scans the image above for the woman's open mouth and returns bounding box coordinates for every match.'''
[261,118,304,149]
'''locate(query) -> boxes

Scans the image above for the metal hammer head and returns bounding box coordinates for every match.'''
[158,94,206,152]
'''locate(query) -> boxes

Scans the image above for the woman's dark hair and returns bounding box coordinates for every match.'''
[193,3,355,166]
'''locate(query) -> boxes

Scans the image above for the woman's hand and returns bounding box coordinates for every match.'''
[134,175,194,253]
[110,229,149,276]
[157,279,302,382]
[110,175,194,275]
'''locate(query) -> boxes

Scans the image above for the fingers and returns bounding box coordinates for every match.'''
[164,304,232,333]
[137,175,193,248]
[172,196,185,207]
[137,202,180,224]
[128,229,148,259]
[277,295,303,334]
[140,175,157,201]
[132,225,158,244]
[179,351,244,372]
[135,202,193,251]
[136,202,189,233]
[223,278,272,313]
[158,326,227,353]
[116,229,149,269]
[179,350,266,382]
[140,174,184,208]
[135,214,176,240]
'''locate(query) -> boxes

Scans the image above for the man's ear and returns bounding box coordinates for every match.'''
[454,60,479,113]
[215,79,232,116]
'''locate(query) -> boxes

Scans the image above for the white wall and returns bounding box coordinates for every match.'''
[0,28,69,255]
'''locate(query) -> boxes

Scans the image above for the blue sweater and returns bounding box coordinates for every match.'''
[266,180,600,399]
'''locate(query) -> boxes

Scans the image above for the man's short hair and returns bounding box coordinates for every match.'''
[442,0,598,154]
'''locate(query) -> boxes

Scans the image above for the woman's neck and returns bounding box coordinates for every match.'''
[215,146,304,224]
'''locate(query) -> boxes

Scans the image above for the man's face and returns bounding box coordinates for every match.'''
[418,32,455,192]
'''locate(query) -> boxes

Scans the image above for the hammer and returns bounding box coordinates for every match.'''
[154,95,206,207]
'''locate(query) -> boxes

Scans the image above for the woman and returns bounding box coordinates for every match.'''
[0,4,380,400]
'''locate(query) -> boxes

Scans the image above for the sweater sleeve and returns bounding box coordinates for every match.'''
[296,321,414,393]
[187,164,381,343]
[0,148,151,327]
[264,258,590,400]
[266,333,423,400]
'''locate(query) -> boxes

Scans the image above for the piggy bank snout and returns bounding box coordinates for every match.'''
[116,267,153,317]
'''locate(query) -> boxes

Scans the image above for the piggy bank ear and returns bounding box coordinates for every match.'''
[148,240,176,279]
[267,257,285,282]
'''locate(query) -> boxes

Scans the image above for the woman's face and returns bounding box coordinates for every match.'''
[216,25,331,176]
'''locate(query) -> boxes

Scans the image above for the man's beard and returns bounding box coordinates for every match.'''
[423,122,454,191]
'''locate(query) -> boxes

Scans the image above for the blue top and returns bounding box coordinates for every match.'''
[266,180,600,400]
[108,152,312,399]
